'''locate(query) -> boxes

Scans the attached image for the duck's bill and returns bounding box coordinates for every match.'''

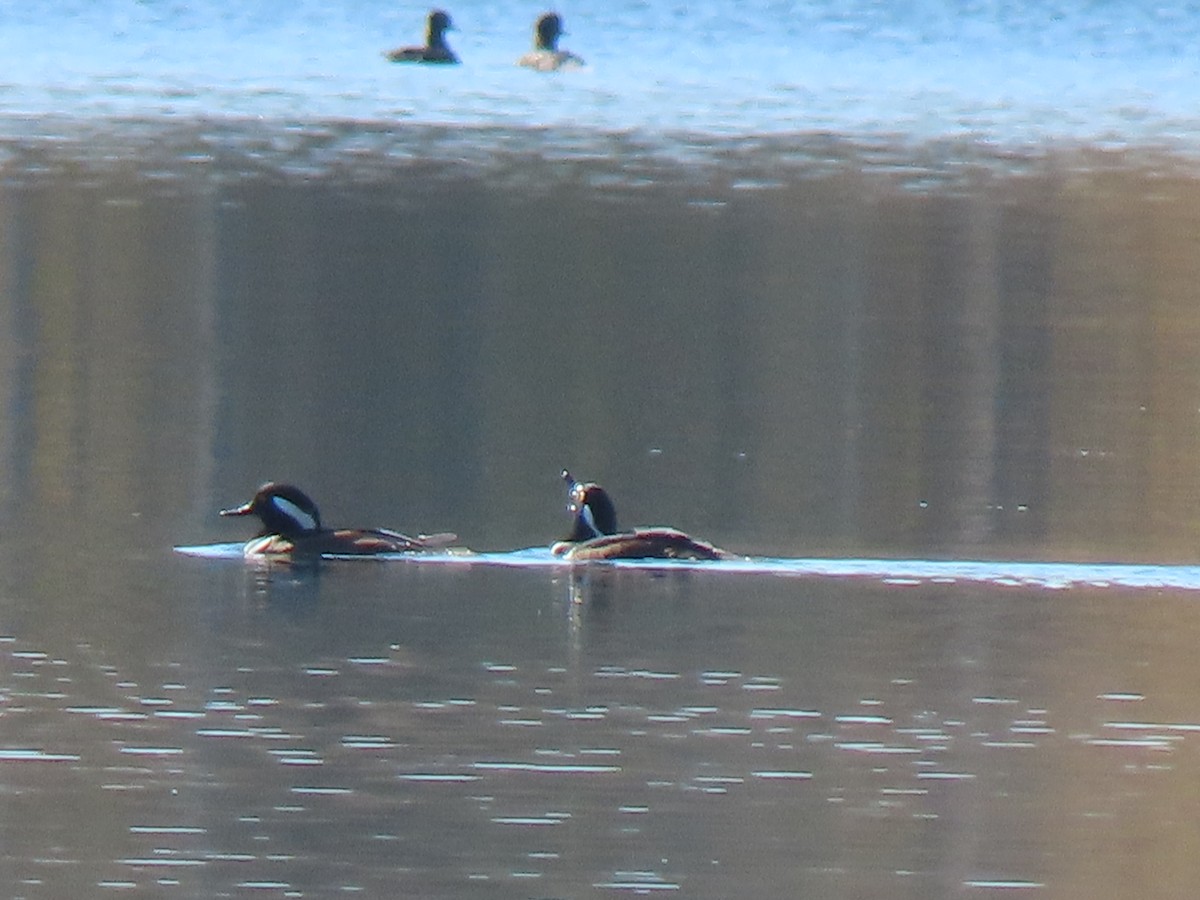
[218,502,254,518]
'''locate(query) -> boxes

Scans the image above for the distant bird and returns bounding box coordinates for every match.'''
[220,481,458,559]
[387,9,459,64]
[551,470,732,561]
[518,12,584,71]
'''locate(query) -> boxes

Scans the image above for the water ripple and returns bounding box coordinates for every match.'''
[175,544,1200,591]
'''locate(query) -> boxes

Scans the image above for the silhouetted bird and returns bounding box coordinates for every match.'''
[551,470,732,561]
[387,9,459,64]
[518,12,584,71]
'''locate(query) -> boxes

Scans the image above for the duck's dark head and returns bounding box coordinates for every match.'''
[220,482,323,537]
[561,469,618,540]
[535,13,564,50]
[428,9,454,42]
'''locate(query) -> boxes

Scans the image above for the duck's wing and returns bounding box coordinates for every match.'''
[561,528,732,561]
[518,50,583,71]
[241,534,298,558]
[385,46,424,62]
[370,528,460,550]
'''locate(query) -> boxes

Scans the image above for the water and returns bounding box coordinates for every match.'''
[5,0,1200,896]
[8,564,1200,896]
[0,0,1198,146]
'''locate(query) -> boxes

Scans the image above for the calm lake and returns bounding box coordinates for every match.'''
[3,118,1200,897]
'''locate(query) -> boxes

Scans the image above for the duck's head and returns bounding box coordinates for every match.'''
[220,482,323,537]
[428,9,454,40]
[535,13,564,50]
[561,469,618,540]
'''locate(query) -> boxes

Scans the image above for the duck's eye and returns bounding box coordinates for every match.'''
[270,496,318,532]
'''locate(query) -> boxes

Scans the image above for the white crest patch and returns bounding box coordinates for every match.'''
[581,503,600,538]
[271,496,319,532]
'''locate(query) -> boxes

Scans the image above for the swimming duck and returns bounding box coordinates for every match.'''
[551,470,732,561]
[386,9,459,64]
[517,12,584,71]
[220,481,457,559]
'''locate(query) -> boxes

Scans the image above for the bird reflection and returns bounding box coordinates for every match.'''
[562,564,700,607]
[557,567,612,649]
[560,565,700,644]
[564,566,615,608]
[240,556,324,609]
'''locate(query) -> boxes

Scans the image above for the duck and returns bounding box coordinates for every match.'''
[219,481,457,559]
[551,470,733,561]
[386,9,459,64]
[517,12,584,71]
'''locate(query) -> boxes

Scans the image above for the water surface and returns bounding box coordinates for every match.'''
[6,561,1200,896]
[4,141,1200,895]
[5,3,1200,892]
[2,0,1200,146]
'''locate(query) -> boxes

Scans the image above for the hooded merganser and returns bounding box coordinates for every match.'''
[386,9,459,63]
[517,13,584,71]
[219,481,457,559]
[551,470,732,561]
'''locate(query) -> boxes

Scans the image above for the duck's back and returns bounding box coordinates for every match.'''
[387,45,458,63]
[518,49,584,71]
[243,528,458,559]
[558,527,731,561]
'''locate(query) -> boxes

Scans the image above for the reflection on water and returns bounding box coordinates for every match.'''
[5,126,1200,895]
[177,542,1200,591]
[3,128,1200,562]
[6,567,1200,897]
